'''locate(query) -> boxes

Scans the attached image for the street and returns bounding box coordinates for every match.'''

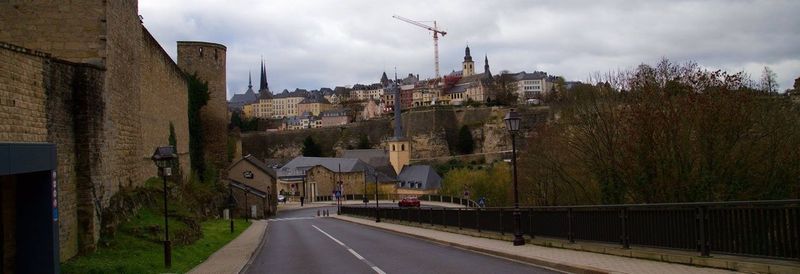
[245,206,559,274]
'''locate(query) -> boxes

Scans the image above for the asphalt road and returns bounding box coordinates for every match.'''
[245,206,558,274]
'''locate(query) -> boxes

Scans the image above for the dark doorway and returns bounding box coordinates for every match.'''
[0,143,59,274]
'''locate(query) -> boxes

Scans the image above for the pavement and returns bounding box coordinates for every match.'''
[187,219,268,274]
[185,203,748,274]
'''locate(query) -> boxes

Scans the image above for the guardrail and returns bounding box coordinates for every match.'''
[315,194,477,207]
[341,200,800,260]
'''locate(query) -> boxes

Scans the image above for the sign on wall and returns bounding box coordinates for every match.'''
[243,170,254,179]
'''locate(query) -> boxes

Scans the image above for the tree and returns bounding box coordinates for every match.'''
[760,66,779,93]
[187,74,209,180]
[456,125,474,154]
[301,136,323,157]
[490,73,518,106]
[357,134,371,149]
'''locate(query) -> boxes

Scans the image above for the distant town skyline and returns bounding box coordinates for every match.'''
[139,0,800,99]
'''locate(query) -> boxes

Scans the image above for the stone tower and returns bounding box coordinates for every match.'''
[386,80,411,175]
[177,41,229,173]
[462,45,475,77]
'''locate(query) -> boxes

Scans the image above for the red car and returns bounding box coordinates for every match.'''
[398,196,421,207]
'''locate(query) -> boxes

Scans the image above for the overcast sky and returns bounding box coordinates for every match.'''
[139,0,800,99]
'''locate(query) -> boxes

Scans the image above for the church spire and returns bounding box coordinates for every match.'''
[464,45,473,62]
[484,54,491,74]
[248,70,253,89]
[259,58,269,92]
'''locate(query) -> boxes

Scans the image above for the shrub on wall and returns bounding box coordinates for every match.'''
[187,74,210,181]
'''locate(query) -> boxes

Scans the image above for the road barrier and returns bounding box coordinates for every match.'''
[342,200,800,260]
[314,194,477,207]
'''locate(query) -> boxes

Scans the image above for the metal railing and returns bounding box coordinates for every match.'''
[341,200,800,260]
[315,193,478,207]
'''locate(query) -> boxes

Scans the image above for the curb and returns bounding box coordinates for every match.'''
[333,215,609,274]
[239,221,269,274]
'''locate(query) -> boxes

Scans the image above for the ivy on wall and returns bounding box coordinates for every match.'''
[187,74,209,181]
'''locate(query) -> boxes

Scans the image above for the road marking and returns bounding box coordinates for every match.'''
[312,225,387,274]
[268,217,317,222]
[348,249,364,260]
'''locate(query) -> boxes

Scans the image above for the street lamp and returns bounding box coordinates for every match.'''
[362,172,369,206]
[374,172,380,223]
[504,108,525,246]
[151,146,177,268]
[227,183,236,233]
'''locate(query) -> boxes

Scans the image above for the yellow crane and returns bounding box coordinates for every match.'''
[392,15,447,79]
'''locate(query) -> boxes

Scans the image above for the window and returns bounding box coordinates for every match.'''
[392,144,396,151]
[401,144,405,151]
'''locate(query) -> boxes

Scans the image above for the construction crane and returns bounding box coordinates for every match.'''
[393,15,447,79]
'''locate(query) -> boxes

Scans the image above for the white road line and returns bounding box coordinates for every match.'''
[312,225,345,246]
[372,266,387,274]
[269,217,317,222]
[312,224,387,274]
[348,249,364,260]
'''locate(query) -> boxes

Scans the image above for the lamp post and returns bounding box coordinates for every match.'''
[374,172,380,223]
[151,146,177,268]
[362,172,369,206]
[227,182,236,233]
[504,109,524,246]
[301,175,306,207]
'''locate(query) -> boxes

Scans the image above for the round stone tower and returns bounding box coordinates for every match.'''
[177,41,228,172]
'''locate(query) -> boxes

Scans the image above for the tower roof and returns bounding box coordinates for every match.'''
[259,58,269,92]
[464,45,473,62]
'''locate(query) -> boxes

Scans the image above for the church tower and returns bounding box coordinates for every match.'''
[386,79,411,175]
[462,45,475,76]
[259,59,269,92]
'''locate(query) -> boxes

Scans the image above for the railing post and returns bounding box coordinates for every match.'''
[500,208,504,235]
[698,206,711,257]
[429,207,433,226]
[476,208,481,232]
[458,208,462,230]
[529,208,534,239]
[620,207,629,249]
[568,208,575,243]
[442,208,447,228]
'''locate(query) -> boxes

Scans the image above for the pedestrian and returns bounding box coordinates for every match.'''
[478,197,486,208]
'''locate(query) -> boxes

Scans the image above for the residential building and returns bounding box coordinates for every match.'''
[227,155,278,218]
[272,89,308,118]
[297,94,332,116]
[321,108,350,127]
[505,71,548,101]
[396,165,442,195]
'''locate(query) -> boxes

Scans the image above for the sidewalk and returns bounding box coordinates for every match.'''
[333,215,742,274]
[187,220,267,274]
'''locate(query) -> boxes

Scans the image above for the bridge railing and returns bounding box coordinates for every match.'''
[314,193,477,207]
[341,200,800,261]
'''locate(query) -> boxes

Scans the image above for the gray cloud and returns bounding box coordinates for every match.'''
[139,0,800,98]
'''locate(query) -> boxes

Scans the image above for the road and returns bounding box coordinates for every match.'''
[245,206,559,274]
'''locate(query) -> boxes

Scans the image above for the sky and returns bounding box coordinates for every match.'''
[139,0,800,99]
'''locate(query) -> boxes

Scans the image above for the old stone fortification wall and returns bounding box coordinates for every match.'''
[241,106,550,163]
[0,0,200,261]
[177,41,228,173]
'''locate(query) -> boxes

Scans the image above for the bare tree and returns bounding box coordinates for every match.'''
[760,66,779,93]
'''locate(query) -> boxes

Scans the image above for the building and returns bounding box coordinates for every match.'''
[228,72,259,111]
[396,165,442,195]
[320,108,350,127]
[227,155,278,218]
[276,157,393,201]
[272,89,309,118]
[445,46,494,105]
[504,71,548,101]
[297,94,332,116]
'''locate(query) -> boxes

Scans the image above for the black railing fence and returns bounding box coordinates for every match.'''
[341,200,800,260]
[314,193,478,207]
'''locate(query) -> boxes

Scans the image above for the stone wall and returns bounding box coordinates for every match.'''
[0,0,205,261]
[140,29,191,176]
[177,41,229,173]
[0,0,106,65]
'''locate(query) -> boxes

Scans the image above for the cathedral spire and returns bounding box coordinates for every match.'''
[484,54,491,74]
[248,70,253,89]
[259,58,269,92]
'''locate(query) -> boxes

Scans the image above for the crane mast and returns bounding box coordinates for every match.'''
[393,15,447,79]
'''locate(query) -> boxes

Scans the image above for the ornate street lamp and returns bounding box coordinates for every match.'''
[504,109,525,246]
[151,146,177,268]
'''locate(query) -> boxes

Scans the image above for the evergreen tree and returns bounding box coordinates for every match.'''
[457,125,475,154]
[301,136,323,157]
[357,134,371,149]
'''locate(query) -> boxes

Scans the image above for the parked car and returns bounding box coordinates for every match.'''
[277,194,286,203]
[398,196,420,207]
